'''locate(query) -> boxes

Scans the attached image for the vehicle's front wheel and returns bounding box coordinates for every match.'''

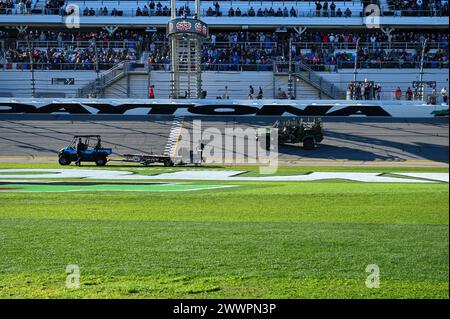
[95,156,107,166]
[163,159,174,167]
[303,138,315,150]
[58,155,71,166]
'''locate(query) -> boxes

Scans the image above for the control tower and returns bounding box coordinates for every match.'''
[167,0,208,99]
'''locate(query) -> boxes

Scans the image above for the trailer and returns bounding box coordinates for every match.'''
[121,154,184,166]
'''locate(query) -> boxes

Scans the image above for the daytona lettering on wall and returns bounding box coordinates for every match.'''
[0,99,445,117]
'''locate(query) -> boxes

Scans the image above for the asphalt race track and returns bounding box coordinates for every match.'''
[0,119,173,158]
[0,117,448,164]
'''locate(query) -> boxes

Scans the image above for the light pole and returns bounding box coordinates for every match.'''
[1,41,5,71]
[93,38,100,97]
[419,38,428,101]
[353,37,360,83]
[288,37,293,99]
[26,36,36,98]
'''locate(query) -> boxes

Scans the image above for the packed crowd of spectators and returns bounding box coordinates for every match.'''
[0,0,16,14]
[1,28,448,70]
[292,38,447,70]
[3,46,136,70]
[203,1,356,18]
[201,45,274,71]
[0,0,67,15]
[388,0,448,16]
[288,30,448,70]
[78,0,449,18]
[144,31,448,71]
[12,29,158,53]
[282,30,448,48]
[1,0,448,17]
[1,0,449,17]
[0,29,8,42]
[199,30,449,70]
[45,0,65,14]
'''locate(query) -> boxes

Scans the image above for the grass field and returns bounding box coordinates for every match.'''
[0,163,448,298]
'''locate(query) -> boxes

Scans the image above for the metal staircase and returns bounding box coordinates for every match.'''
[294,62,346,99]
[77,62,129,98]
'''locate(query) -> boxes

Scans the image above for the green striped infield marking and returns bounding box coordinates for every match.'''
[0,184,233,193]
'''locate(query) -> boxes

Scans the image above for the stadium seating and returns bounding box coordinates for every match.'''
[0,0,447,17]
[0,0,448,100]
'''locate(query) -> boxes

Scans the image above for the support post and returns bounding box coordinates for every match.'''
[381,27,394,48]
[353,37,360,83]
[288,37,293,99]
[293,26,307,36]
[419,38,428,101]
[103,26,118,35]
[26,36,36,98]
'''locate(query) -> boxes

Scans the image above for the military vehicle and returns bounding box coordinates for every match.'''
[257,118,324,150]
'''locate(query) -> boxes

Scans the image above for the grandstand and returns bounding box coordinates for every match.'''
[1,1,449,304]
[0,0,448,102]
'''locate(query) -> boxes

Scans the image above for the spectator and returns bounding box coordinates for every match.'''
[143,5,149,16]
[222,86,229,99]
[344,7,352,17]
[346,83,353,100]
[277,88,288,99]
[323,0,329,17]
[330,1,336,17]
[395,86,403,100]
[363,79,372,100]
[315,1,322,16]
[406,87,413,100]
[248,85,254,99]
[290,7,297,17]
[149,0,155,16]
[441,87,448,104]
[257,86,264,99]
[276,7,283,17]
[26,0,32,14]
[148,85,155,98]
[214,1,220,16]
[162,5,169,16]
[428,88,437,104]
[374,83,382,100]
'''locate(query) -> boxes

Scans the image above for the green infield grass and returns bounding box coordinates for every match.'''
[0,163,448,298]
